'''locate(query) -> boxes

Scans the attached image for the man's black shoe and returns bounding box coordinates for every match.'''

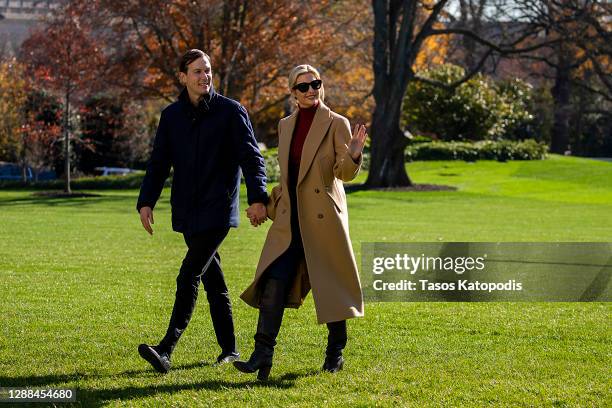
[215,351,240,366]
[138,344,171,374]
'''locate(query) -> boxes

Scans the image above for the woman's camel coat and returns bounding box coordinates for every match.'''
[240,102,364,324]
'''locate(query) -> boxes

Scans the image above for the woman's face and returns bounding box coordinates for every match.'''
[292,72,320,108]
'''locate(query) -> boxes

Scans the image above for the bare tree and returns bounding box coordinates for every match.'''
[368,0,553,187]
[504,0,611,154]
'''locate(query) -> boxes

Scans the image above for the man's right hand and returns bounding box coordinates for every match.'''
[139,206,154,235]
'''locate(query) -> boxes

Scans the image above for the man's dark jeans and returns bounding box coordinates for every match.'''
[159,227,236,355]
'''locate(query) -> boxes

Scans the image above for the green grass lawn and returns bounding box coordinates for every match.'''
[0,155,610,407]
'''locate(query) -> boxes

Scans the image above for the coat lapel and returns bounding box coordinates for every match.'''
[278,109,298,187]
[297,102,333,186]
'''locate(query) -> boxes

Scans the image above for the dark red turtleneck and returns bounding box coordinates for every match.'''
[288,102,318,187]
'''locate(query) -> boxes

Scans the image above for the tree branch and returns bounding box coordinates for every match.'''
[571,78,612,103]
[411,47,494,91]
[429,27,562,54]
[411,0,449,66]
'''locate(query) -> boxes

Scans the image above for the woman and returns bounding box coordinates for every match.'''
[234,64,367,380]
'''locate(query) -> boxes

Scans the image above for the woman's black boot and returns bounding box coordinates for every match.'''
[234,279,286,380]
[323,320,347,373]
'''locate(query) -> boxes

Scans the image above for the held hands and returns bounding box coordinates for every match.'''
[139,206,154,235]
[348,124,368,162]
[246,202,267,227]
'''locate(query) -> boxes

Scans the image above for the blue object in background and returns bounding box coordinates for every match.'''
[0,162,57,181]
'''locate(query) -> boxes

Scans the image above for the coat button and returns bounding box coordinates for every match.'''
[317,213,324,219]
[315,188,320,193]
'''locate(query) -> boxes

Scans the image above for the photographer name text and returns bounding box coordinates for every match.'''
[371,254,523,292]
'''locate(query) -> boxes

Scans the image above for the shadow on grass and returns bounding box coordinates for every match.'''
[0,193,138,208]
[0,366,319,406]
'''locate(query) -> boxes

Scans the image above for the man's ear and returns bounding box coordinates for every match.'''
[178,71,186,86]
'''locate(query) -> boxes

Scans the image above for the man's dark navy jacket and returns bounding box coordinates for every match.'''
[137,87,268,234]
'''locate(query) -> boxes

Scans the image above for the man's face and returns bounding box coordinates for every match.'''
[180,56,212,99]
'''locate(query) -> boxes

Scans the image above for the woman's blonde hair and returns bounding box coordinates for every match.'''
[288,64,325,102]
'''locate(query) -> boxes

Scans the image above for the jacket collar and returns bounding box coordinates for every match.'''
[178,85,217,118]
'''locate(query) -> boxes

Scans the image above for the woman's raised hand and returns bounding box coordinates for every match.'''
[348,124,368,161]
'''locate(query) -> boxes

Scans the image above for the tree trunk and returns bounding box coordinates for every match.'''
[366,0,422,188]
[64,88,72,194]
[366,101,412,187]
[459,0,486,72]
[20,132,28,184]
[550,45,571,155]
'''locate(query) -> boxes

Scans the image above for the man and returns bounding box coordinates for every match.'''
[136,49,268,373]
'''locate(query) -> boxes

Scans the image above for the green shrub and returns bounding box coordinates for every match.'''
[405,139,547,162]
[409,134,434,144]
[402,64,534,141]
[261,148,280,183]
[360,152,370,171]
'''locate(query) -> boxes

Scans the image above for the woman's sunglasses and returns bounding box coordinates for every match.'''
[292,79,322,93]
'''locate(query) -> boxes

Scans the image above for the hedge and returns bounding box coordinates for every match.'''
[405,139,547,161]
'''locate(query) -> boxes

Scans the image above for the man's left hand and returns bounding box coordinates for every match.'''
[246,203,267,227]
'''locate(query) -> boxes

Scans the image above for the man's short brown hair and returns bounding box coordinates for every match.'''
[179,49,211,73]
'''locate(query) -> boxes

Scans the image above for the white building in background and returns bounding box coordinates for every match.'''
[0,0,60,58]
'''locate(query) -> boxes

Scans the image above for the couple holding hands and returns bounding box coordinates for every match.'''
[136,49,367,380]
